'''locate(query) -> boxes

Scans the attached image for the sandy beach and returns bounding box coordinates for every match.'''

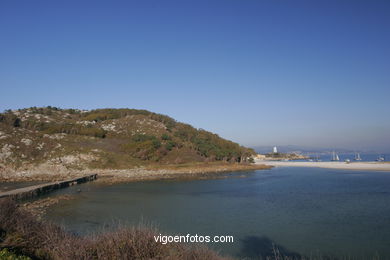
[257,160,390,171]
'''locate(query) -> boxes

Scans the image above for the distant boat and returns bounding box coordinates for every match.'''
[331,151,340,161]
[376,155,385,162]
[345,159,351,164]
[354,153,362,161]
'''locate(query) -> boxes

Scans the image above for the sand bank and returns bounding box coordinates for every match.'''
[257,160,390,171]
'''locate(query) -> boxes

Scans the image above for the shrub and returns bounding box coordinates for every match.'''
[13,118,21,127]
[132,134,156,142]
[152,139,161,149]
[165,141,176,151]
[0,249,31,260]
[0,199,228,260]
[161,134,171,140]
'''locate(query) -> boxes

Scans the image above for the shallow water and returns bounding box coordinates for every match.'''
[44,167,390,259]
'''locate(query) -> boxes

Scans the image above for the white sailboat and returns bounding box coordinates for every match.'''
[354,153,362,161]
[376,155,385,162]
[331,151,340,161]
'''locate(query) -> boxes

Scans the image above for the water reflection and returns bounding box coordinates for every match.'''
[238,235,301,259]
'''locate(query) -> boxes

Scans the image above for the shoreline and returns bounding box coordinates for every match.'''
[1,163,272,217]
[0,162,272,184]
[97,163,273,185]
[257,160,390,171]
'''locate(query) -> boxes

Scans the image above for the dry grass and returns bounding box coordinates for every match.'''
[0,198,228,260]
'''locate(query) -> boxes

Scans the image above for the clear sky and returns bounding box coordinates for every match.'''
[1,0,389,152]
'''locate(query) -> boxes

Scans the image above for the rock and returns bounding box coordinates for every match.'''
[21,138,33,146]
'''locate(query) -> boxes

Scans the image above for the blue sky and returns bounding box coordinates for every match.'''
[1,0,389,151]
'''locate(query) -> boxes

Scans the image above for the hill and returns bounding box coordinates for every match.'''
[0,107,255,175]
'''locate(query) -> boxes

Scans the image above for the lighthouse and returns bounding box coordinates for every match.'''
[273,146,278,154]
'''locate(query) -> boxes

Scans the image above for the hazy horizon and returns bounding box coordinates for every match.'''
[1,1,389,152]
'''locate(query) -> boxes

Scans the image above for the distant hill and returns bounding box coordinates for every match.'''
[252,145,365,155]
[0,107,255,171]
[252,145,320,154]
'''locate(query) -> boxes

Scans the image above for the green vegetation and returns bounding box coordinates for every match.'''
[265,152,307,160]
[0,107,256,169]
[0,249,31,260]
[40,123,107,138]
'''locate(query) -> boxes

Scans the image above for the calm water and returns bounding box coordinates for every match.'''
[44,167,390,259]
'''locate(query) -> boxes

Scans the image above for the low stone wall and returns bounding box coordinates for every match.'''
[0,174,97,200]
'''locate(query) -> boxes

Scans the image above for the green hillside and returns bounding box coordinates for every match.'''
[0,107,255,170]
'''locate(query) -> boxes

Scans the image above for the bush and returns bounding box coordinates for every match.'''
[13,118,21,127]
[152,139,161,149]
[161,134,171,140]
[0,199,227,260]
[38,123,106,138]
[0,249,31,260]
[131,134,156,142]
[165,141,176,151]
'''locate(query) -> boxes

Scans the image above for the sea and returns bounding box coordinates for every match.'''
[42,166,390,259]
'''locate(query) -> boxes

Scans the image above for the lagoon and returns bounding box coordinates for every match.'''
[44,167,390,259]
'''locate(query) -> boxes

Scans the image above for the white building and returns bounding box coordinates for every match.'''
[273,146,278,153]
